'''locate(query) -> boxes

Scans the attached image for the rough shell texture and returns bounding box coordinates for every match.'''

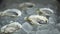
[1,21,22,33]
[24,15,48,25]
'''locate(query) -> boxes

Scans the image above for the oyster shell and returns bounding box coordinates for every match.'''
[24,15,48,25]
[1,21,22,34]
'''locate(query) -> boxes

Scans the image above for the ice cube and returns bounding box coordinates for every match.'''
[49,29,60,34]
[56,23,60,31]
[22,22,33,32]
[37,24,48,30]
[48,17,55,24]
[36,30,50,34]
[37,24,55,30]
[28,31,36,34]
[13,28,27,34]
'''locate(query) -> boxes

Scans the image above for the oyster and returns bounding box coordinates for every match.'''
[19,2,35,10]
[0,9,22,18]
[1,21,22,34]
[24,15,48,25]
[37,8,54,16]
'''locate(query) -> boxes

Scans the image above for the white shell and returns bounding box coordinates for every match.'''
[39,8,54,16]
[19,2,35,10]
[24,15,48,25]
[1,21,22,33]
[3,9,22,17]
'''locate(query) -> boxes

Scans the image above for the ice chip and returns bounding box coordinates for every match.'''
[49,29,60,34]
[37,24,55,30]
[22,22,33,32]
[28,31,36,34]
[48,17,55,24]
[13,28,27,34]
[56,23,60,31]
[37,24,49,30]
[36,30,50,34]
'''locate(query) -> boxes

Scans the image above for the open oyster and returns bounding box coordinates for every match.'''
[24,15,48,25]
[0,9,22,18]
[1,21,22,34]
[36,8,54,16]
[19,2,35,10]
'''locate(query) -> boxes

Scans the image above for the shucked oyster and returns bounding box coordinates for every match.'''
[19,2,35,10]
[37,8,54,16]
[1,21,22,34]
[0,9,22,18]
[24,15,48,25]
